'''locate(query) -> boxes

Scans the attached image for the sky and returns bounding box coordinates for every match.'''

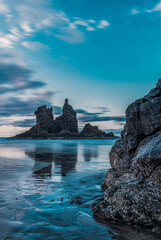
[0,0,161,137]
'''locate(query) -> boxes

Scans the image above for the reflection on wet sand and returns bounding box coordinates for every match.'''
[83,145,99,161]
[25,144,78,177]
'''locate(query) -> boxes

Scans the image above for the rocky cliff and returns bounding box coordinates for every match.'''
[93,79,161,226]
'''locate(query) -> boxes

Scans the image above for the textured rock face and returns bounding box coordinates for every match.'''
[15,105,57,138]
[81,123,107,137]
[81,124,116,138]
[93,80,161,226]
[13,99,78,138]
[34,105,56,134]
[55,99,78,133]
[11,99,117,139]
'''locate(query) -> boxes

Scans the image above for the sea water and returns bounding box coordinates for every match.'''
[0,139,160,240]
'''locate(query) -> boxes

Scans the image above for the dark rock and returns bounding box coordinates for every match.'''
[11,99,78,139]
[10,99,118,140]
[55,99,78,133]
[106,132,115,138]
[81,123,115,138]
[71,196,84,205]
[57,130,80,138]
[93,79,161,226]
[13,105,57,138]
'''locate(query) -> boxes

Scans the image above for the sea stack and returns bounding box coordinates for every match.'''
[10,99,118,139]
[55,98,78,133]
[12,99,78,139]
[93,79,161,226]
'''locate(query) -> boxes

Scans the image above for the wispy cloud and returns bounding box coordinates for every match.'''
[22,41,49,50]
[97,20,110,29]
[0,0,110,47]
[0,0,10,16]
[145,1,161,13]
[76,108,125,124]
[130,8,140,15]
[0,28,23,48]
[0,61,46,94]
[0,52,57,123]
[79,114,125,123]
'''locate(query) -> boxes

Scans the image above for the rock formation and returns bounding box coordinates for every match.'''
[92,79,161,226]
[14,105,57,138]
[11,99,117,139]
[13,99,78,139]
[55,99,78,133]
[81,123,115,138]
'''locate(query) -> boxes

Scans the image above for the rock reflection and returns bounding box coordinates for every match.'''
[26,149,53,178]
[25,144,78,177]
[53,145,78,176]
[83,145,99,161]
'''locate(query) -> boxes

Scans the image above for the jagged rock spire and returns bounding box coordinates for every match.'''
[55,99,78,133]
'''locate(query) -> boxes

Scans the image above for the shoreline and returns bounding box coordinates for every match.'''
[8,136,119,140]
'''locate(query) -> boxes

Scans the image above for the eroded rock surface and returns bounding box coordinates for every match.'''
[14,105,57,138]
[55,99,78,133]
[81,123,116,139]
[12,99,78,139]
[11,99,117,139]
[93,79,161,226]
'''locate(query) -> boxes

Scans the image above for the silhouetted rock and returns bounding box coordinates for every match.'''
[14,105,57,138]
[55,99,78,133]
[81,123,107,137]
[81,124,117,139]
[93,79,161,226]
[10,99,118,139]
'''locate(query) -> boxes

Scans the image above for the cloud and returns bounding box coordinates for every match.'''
[145,1,161,13]
[0,28,23,48]
[54,27,85,44]
[85,106,110,113]
[71,18,110,32]
[22,41,49,50]
[76,108,125,123]
[71,19,95,31]
[151,1,161,12]
[0,53,57,121]
[76,108,104,116]
[0,36,13,48]
[97,20,110,29]
[0,0,10,16]
[79,115,125,123]
[0,61,46,94]
[130,8,140,15]
[11,118,36,127]
[0,0,110,47]
[87,20,96,23]
[0,91,55,117]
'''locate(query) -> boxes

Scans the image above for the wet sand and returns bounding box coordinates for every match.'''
[0,139,160,240]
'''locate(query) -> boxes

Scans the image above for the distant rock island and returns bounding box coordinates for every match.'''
[93,79,161,227]
[10,99,118,140]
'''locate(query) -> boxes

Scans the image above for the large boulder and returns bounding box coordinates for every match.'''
[93,79,161,226]
[81,123,117,138]
[81,123,107,137]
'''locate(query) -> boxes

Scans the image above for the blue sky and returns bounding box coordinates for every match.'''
[0,0,161,136]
